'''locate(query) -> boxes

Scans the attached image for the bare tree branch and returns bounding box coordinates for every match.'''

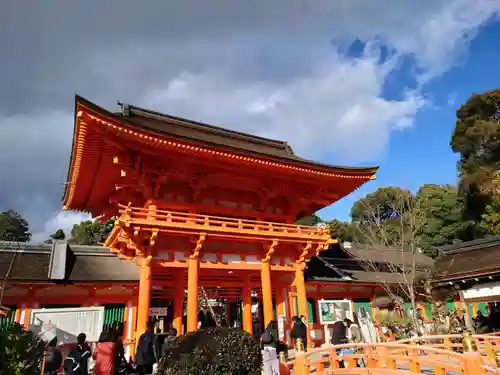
[347,189,433,333]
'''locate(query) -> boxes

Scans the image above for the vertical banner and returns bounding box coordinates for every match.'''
[277,315,285,341]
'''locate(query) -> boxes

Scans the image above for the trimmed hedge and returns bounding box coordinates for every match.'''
[157,327,262,375]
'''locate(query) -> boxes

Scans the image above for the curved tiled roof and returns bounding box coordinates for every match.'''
[434,236,500,282]
[0,241,138,282]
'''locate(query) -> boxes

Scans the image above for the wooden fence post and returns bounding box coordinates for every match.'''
[463,352,486,374]
[463,331,477,352]
[293,338,309,375]
[463,332,484,374]
[279,352,290,375]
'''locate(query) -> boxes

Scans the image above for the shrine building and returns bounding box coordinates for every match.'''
[0,240,436,350]
[433,236,500,320]
[0,96,381,352]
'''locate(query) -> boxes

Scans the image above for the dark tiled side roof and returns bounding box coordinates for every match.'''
[306,243,432,285]
[0,241,138,282]
[68,251,139,281]
[342,243,434,269]
[434,237,500,281]
[0,241,51,281]
[305,256,414,284]
[0,251,51,281]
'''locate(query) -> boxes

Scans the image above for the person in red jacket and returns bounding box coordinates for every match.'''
[93,331,117,375]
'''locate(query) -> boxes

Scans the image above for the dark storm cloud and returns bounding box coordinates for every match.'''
[0,0,446,115]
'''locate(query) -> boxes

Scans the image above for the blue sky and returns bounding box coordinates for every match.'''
[321,20,500,221]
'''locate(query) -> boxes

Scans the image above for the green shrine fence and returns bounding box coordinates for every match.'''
[475,302,489,315]
[103,304,126,335]
[400,300,492,321]
[0,305,126,335]
[0,309,16,332]
[353,300,372,319]
[293,298,317,324]
[307,299,316,323]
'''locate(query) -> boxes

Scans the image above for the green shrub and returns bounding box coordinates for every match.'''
[157,327,262,375]
[0,323,46,375]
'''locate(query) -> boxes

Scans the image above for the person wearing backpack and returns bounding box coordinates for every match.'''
[261,321,280,375]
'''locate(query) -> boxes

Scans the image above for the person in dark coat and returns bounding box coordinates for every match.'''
[332,320,348,345]
[135,322,159,375]
[475,311,490,332]
[332,320,349,368]
[44,337,62,375]
[489,304,500,332]
[110,328,125,375]
[290,316,308,351]
[64,333,92,375]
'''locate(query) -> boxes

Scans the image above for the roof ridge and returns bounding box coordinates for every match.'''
[0,240,51,251]
[117,101,292,150]
[349,243,420,252]
[438,236,500,255]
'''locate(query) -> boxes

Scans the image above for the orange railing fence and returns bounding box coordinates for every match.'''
[285,333,500,374]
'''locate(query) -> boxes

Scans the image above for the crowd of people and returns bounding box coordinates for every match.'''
[44,312,370,375]
[259,314,366,373]
[43,322,180,375]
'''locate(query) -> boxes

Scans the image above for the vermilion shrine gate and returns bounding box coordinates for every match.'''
[62,96,378,345]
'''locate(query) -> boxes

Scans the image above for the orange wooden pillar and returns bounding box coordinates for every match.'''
[186,254,200,332]
[295,264,308,320]
[22,307,31,329]
[173,273,184,336]
[261,259,274,327]
[242,276,253,334]
[14,308,21,324]
[136,256,152,339]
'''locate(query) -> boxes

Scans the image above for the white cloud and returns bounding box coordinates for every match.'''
[406,0,500,81]
[31,211,91,243]
[144,50,426,161]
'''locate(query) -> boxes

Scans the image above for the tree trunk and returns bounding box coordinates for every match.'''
[409,287,422,336]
